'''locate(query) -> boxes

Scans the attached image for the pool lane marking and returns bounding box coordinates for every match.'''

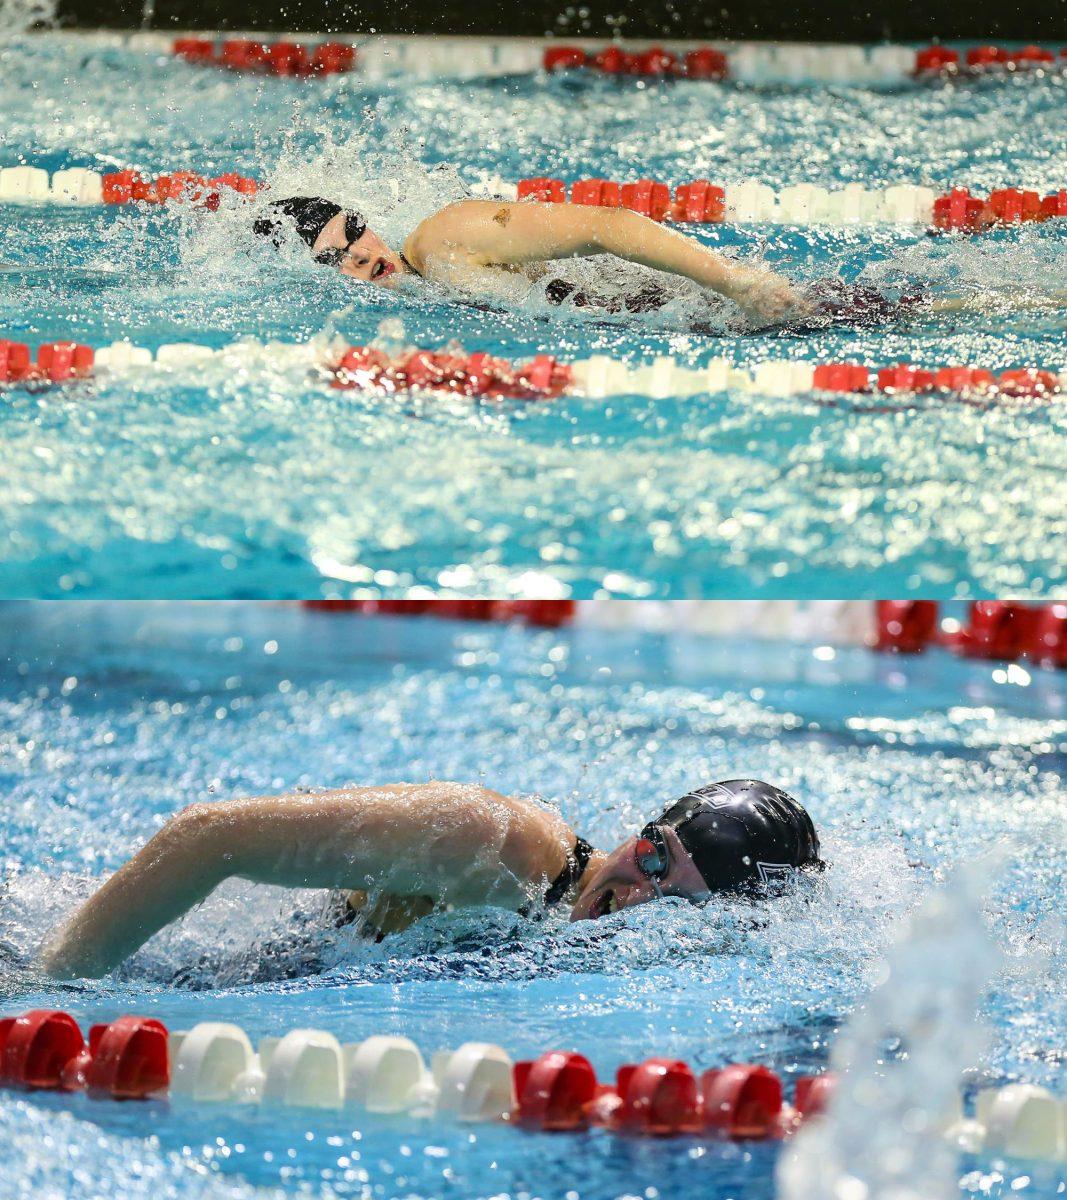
[2,337,1064,401]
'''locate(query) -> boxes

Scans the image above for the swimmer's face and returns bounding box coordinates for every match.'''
[311,212,407,288]
[569,825,709,921]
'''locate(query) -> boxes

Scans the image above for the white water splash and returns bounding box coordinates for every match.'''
[777,854,1005,1200]
[0,0,55,37]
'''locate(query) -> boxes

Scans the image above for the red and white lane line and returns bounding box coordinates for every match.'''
[300,600,1066,669]
[3,1009,1063,1157]
[501,177,1067,231]
[161,35,1067,85]
[4,162,1063,236]
[542,41,1067,83]
[2,337,1065,402]
[0,166,260,207]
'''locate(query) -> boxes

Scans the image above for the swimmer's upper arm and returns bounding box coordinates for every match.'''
[412,200,609,267]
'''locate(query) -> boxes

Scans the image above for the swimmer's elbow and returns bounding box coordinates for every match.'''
[593,208,646,254]
[171,801,222,837]
[161,801,228,859]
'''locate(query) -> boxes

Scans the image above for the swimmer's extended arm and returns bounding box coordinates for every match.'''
[408,200,802,322]
[38,783,571,979]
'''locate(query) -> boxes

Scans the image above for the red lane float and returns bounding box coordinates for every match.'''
[794,1072,837,1118]
[873,601,1066,668]
[1028,605,1067,669]
[515,1054,807,1138]
[302,600,577,627]
[0,341,94,385]
[874,601,941,654]
[597,1058,703,1135]
[173,37,357,76]
[813,364,870,393]
[86,1017,170,1099]
[101,170,260,207]
[514,1051,598,1130]
[946,601,1043,662]
[0,1012,168,1099]
[331,346,573,401]
[702,1063,784,1138]
[0,1010,85,1090]
[914,42,1064,77]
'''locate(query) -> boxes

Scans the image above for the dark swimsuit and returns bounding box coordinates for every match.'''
[543,275,928,332]
[542,835,596,907]
[335,834,595,935]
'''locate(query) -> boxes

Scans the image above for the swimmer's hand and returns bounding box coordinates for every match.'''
[721,265,812,326]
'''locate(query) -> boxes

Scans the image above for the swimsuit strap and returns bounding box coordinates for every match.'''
[399,251,420,277]
[543,836,595,907]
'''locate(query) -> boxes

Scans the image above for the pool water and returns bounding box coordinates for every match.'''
[1,35,1065,599]
[0,602,1063,1198]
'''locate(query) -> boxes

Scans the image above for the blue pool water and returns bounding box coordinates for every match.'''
[0,602,1063,1198]
[1,35,1066,600]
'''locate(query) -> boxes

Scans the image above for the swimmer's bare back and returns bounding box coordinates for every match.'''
[402,199,802,324]
[38,782,578,979]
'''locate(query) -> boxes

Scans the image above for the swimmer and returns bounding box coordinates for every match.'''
[251,195,807,326]
[39,778,822,979]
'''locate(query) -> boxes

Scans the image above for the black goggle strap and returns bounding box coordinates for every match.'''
[313,211,367,265]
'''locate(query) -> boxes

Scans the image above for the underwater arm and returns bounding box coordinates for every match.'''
[419,200,803,322]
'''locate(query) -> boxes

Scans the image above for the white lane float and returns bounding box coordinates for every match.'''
[169,1022,256,1102]
[432,1042,515,1122]
[344,1035,431,1113]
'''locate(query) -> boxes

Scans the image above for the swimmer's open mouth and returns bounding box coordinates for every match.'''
[589,889,616,919]
[372,259,394,281]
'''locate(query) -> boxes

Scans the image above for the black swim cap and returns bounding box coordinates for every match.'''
[252,196,344,250]
[656,779,822,895]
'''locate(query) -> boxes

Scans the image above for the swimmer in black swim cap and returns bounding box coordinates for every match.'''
[253,196,413,288]
[251,191,803,324]
[569,779,823,921]
[39,777,821,978]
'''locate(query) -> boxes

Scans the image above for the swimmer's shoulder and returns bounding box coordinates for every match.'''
[405,199,517,271]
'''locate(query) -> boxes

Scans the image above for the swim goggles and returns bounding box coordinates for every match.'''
[313,210,368,266]
[634,823,669,898]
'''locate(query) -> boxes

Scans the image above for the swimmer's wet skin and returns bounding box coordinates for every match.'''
[38,778,821,979]
[251,194,806,326]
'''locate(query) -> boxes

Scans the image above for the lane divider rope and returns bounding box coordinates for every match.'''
[543,42,1067,84]
[165,37,1067,85]
[2,338,1064,402]
[504,177,1067,232]
[2,1011,1063,1158]
[4,162,1063,237]
[298,600,1067,670]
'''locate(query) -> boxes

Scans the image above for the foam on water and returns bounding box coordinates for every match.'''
[0,0,53,38]
[778,857,1003,1200]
